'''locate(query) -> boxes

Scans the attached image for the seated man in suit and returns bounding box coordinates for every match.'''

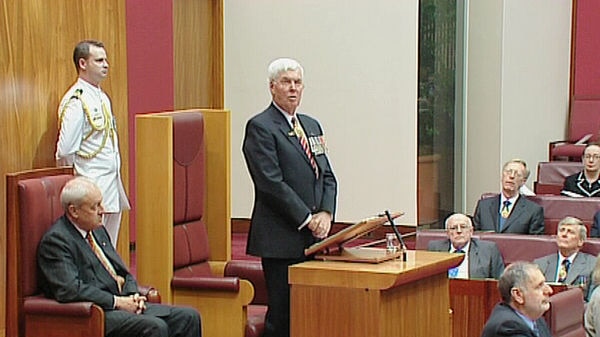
[481,261,553,337]
[473,159,545,234]
[428,213,504,279]
[534,216,595,300]
[561,143,600,197]
[37,177,202,337]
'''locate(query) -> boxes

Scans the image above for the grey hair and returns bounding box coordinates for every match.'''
[557,216,587,241]
[60,176,98,210]
[503,158,530,180]
[498,261,540,303]
[444,213,472,229]
[267,58,304,83]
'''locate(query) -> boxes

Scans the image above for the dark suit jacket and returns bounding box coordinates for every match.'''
[561,171,600,197]
[534,251,596,300]
[592,210,600,238]
[37,215,171,335]
[242,104,338,258]
[427,238,505,279]
[481,302,551,337]
[473,195,544,234]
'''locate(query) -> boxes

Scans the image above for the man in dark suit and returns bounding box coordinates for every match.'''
[242,57,337,337]
[37,177,201,337]
[428,213,504,279]
[481,261,553,337]
[473,159,545,234]
[534,216,595,300]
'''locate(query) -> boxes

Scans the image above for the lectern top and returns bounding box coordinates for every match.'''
[304,212,404,256]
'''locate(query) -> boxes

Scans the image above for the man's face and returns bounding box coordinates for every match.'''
[556,223,584,253]
[446,217,473,249]
[501,162,526,198]
[68,187,104,232]
[513,268,553,320]
[270,69,303,115]
[79,45,109,85]
[583,145,600,173]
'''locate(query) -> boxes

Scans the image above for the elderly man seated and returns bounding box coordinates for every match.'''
[534,216,595,300]
[481,261,553,337]
[428,213,504,279]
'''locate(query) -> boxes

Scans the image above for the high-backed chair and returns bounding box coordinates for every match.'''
[6,167,160,337]
[549,96,600,161]
[136,110,266,337]
[543,287,586,337]
[5,167,98,337]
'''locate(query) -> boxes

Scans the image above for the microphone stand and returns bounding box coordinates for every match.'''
[384,210,407,261]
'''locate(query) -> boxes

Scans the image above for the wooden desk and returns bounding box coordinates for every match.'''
[289,250,462,337]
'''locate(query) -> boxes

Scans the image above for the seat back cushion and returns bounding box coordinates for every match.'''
[543,287,585,337]
[568,99,600,143]
[18,175,73,296]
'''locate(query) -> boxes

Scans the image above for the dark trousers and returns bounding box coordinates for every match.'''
[262,256,308,337]
[106,304,201,337]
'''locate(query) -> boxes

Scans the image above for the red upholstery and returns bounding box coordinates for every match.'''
[543,287,586,337]
[528,195,600,235]
[549,97,600,161]
[535,161,583,195]
[169,112,266,337]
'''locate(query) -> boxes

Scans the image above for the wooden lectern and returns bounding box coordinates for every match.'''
[289,250,462,337]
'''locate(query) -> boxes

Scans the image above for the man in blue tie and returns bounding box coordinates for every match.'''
[428,213,504,279]
[481,261,553,337]
[473,159,545,234]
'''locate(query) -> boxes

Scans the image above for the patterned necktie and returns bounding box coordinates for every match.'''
[499,200,511,231]
[292,117,319,178]
[532,321,540,337]
[558,259,571,283]
[87,232,123,292]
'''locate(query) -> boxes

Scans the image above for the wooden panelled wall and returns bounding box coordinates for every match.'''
[0,0,224,334]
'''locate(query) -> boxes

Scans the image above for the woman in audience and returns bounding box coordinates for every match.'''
[561,143,600,198]
[585,254,600,336]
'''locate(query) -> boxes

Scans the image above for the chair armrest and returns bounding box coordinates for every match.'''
[224,260,268,305]
[23,296,97,317]
[172,275,240,292]
[138,285,161,303]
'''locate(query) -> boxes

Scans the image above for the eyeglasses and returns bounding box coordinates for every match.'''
[275,78,303,88]
[503,169,524,178]
[583,154,600,161]
[447,224,471,231]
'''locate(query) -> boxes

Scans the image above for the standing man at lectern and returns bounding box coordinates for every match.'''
[242,57,338,337]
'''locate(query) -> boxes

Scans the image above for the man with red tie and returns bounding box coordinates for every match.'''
[242,58,338,337]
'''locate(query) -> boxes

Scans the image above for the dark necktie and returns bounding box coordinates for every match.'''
[292,117,319,178]
[558,259,571,283]
[499,200,511,231]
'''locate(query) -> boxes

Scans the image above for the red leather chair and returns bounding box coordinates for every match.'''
[6,167,159,337]
[549,96,600,161]
[534,161,582,195]
[136,111,266,337]
[543,287,586,337]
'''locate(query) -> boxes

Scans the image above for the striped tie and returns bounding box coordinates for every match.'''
[87,232,123,292]
[292,117,319,178]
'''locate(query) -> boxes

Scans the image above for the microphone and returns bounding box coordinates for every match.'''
[383,210,407,261]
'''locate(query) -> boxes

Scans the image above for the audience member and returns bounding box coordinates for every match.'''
[473,159,544,234]
[561,143,600,197]
[481,261,553,337]
[242,58,338,337]
[585,254,600,337]
[534,216,595,300]
[428,213,504,279]
[592,210,600,238]
[37,177,201,337]
[55,40,130,247]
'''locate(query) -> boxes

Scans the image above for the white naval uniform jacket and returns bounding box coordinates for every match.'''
[55,78,130,213]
